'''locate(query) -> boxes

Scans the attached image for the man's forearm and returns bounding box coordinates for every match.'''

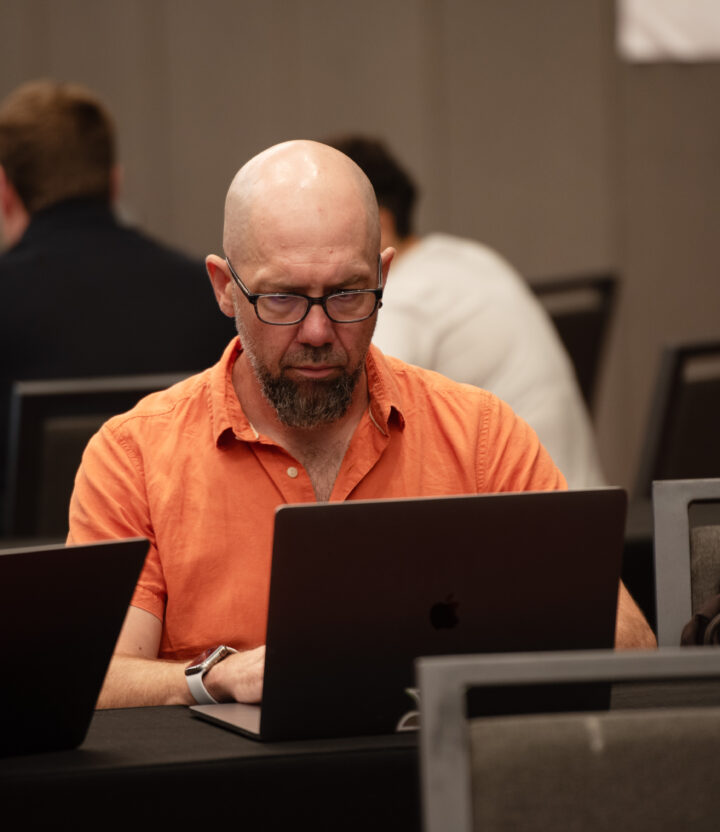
[96,654,192,709]
[614,581,657,649]
[96,645,266,708]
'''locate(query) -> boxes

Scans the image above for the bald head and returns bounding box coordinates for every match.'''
[223,140,379,265]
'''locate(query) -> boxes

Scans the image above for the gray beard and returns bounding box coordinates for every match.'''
[254,357,362,428]
[234,304,369,428]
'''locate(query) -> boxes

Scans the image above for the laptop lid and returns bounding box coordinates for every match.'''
[192,488,626,741]
[0,537,148,757]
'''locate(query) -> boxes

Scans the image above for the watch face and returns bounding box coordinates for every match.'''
[186,646,217,674]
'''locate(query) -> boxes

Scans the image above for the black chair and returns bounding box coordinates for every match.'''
[4,372,190,538]
[529,272,618,412]
[635,340,720,500]
[653,478,720,647]
[418,648,720,832]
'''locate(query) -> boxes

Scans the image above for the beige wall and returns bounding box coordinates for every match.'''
[604,62,720,492]
[2,0,718,490]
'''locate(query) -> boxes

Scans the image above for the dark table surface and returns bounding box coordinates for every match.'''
[4,673,720,830]
[0,705,421,830]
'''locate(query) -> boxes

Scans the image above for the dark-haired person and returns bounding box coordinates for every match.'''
[0,80,232,522]
[327,136,605,490]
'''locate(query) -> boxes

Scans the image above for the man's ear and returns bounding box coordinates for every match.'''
[378,206,399,251]
[380,246,395,286]
[205,254,236,319]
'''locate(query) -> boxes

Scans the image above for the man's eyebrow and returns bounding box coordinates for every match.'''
[332,273,372,290]
[257,272,371,294]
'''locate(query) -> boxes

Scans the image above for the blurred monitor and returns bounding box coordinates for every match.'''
[4,373,188,538]
[635,341,720,499]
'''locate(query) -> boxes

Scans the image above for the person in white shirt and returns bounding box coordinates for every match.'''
[327,135,605,490]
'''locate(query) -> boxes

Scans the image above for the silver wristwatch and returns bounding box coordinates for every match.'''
[185,645,238,705]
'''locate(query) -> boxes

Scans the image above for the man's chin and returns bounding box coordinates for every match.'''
[260,367,360,428]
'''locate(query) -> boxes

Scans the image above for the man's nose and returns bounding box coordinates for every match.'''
[297,302,334,346]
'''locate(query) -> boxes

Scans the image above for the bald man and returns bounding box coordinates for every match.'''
[68,140,655,710]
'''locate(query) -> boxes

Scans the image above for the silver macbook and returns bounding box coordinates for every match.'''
[191,488,626,741]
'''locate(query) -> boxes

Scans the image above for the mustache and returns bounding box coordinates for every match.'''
[281,346,346,367]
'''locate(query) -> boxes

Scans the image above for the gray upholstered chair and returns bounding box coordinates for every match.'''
[417,648,720,832]
[653,478,720,646]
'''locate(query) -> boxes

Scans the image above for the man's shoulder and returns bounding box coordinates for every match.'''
[372,348,567,492]
[376,349,499,412]
[102,367,213,439]
[381,349,478,386]
[78,341,238,481]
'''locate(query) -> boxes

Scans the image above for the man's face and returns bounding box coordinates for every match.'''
[232,248,380,428]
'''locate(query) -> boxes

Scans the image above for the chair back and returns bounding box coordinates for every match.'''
[530,272,618,412]
[635,340,720,499]
[417,648,720,832]
[653,477,720,646]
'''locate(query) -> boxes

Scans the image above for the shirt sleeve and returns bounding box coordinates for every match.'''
[479,394,568,493]
[67,423,167,621]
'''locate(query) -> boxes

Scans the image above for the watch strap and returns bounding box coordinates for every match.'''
[185,645,238,705]
[185,668,218,705]
[186,669,219,705]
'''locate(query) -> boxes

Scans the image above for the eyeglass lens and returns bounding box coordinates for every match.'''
[256,291,377,324]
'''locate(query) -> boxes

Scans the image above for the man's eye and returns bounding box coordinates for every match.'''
[264,294,299,308]
[331,292,368,307]
[333,293,357,303]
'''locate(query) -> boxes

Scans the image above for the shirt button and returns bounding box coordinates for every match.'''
[287,466,299,478]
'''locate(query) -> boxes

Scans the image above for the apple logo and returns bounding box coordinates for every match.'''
[430,594,459,629]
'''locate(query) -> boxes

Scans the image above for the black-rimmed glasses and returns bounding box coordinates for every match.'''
[225,255,384,325]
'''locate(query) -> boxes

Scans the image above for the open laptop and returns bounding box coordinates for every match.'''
[0,537,148,757]
[191,488,626,741]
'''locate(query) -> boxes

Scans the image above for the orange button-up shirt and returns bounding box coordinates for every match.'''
[68,338,565,660]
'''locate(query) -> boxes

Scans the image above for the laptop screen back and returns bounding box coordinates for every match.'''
[0,538,148,756]
[258,488,626,739]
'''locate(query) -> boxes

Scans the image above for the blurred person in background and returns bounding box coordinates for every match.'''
[0,79,232,522]
[327,135,605,490]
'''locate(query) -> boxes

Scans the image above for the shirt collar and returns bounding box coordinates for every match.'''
[364,344,406,433]
[209,337,253,446]
[209,338,406,447]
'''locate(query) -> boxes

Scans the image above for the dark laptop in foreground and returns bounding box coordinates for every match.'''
[192,488,626,741]
[0,537,148,757]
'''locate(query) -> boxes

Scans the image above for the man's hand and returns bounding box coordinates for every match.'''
[203,645,266,704]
